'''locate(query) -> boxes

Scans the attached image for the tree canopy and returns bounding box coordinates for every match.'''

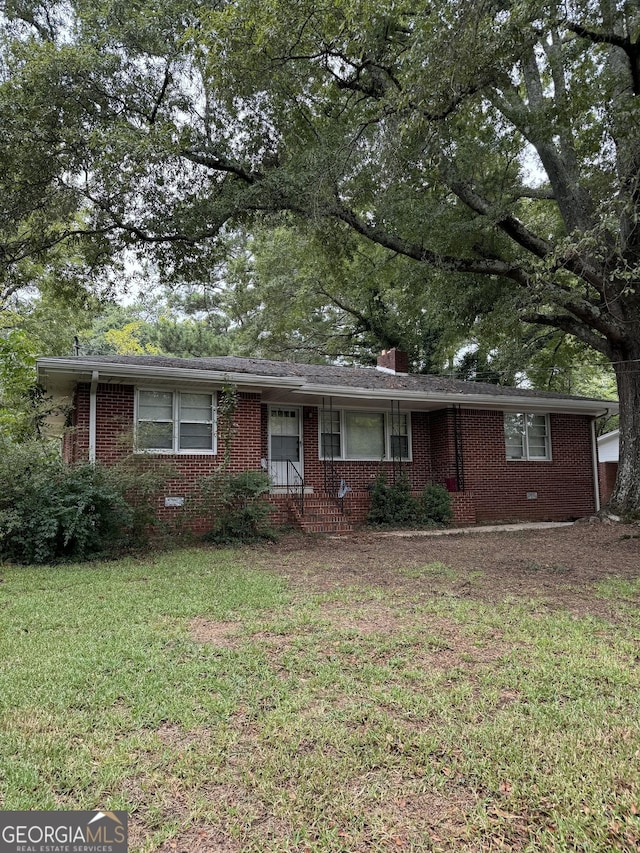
[0,0,637,509]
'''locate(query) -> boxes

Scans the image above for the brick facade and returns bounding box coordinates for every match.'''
[599,461,618,506]
[67,383,598,529]
[454,409,596,522]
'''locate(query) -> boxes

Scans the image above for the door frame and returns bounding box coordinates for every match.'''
[268,405,304,488]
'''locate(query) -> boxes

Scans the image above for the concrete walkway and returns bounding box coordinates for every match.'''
[371,521,574,538]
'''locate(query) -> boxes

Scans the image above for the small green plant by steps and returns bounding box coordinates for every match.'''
[198,469,276,544]
[419,482,453,525]
[367,473,417,526]
[367,475,453,528]
[192,385,276,543]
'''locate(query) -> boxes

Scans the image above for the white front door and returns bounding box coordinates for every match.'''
[269,407,303,487]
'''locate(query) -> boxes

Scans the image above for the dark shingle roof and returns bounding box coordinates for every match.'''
[67,354,609,403]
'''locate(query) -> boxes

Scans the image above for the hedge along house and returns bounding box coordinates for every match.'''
[37,349,617,533]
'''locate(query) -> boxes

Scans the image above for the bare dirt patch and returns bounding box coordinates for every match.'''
[188,618,244,648]
[253,522,640,620]
[153,824,242,853]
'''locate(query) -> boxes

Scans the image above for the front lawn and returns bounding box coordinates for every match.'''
[1,528,639,851]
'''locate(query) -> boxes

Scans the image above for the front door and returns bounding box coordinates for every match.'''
[269,407,302,487]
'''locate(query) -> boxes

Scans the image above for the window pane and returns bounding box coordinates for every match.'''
[179,422,213,450]
[137,421,173,450]
[139,390,173,421]
[321,433,341,458]
[527,444,547,458]
[345,412,385,459]
[390,413,408,435]
[504,413,525,459]
[270,409,299,436]
[527,414,547,430]
[526,414,548,457]
[320,410,341,458]
[527,438,548,457]
[271,435,299,461]
[180,393,212,422]
[390,434,409,460]
[321,410,340,433]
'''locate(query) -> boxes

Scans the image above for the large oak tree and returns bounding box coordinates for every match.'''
[1,0,638,510]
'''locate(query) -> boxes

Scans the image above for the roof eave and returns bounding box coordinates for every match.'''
[296,383,618,416]
[36,358,305,393]
[36,358,619,416]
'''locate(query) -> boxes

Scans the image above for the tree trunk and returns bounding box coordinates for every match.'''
[609,337,640,516]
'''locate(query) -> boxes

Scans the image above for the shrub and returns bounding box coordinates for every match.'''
[367,473,417,526]
[199,469,275,544]
[419,483,453,525]
[0,442,134,564]
[104,455,170,542]
[367,476,453,528]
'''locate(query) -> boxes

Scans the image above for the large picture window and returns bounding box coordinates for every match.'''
[319,409,411,461]
[504,413,551,460]
[137,389,216,452]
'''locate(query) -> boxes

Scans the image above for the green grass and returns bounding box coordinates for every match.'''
[1,547,639,852]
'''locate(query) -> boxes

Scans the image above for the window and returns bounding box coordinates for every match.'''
[504,413,551,460]
[390,413,409,460]
[319,409,411,461]
[320,410,341,458]
[137,390,216,452]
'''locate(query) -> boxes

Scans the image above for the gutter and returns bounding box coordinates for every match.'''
[296,383,617,416]
[37,358,304,391]
[89,370,99,464]
[591,410,609,513]
[37,358,619,417]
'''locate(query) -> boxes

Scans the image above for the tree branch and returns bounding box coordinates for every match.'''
[445,174,553,259]
[567,21,640,95]
[149,64,172,125]
[521,311,613,356]
[181,149,258,184]
[330,199,528,281]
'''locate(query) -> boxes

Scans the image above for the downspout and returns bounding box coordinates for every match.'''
[89,370,99,464]
[591,412,607,514]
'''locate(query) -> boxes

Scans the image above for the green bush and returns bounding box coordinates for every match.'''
[104,455,170,542]
[199,469,275,544]
[367,475,453,528]
[418,483,453,525]
[367,473,417,526]
[0,443,134,564]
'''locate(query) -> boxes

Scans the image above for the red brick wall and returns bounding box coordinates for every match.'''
[301,408,432,492]
[69,384,264,527]
[67,385,597,527]
[599,461,618,506]
[429,409,458,487]
[454,409,596,522]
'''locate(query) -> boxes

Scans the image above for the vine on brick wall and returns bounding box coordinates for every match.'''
[218,383,239,468]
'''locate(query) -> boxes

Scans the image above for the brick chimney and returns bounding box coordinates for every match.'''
[376,348,409,374]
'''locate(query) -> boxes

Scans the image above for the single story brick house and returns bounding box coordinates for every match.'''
[37,349,617,532]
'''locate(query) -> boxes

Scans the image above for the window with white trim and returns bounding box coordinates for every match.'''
[136,389,216,452]
[319,409,411,461]
[504,413,551,460]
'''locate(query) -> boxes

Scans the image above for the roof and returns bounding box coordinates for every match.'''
[36,354,619,415]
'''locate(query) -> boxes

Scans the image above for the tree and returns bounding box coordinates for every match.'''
[1,0,638,511]
[222,221,448,369]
